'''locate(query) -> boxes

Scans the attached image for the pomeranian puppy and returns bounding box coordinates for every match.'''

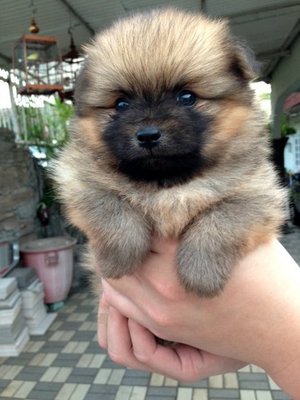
[52,8,286,296]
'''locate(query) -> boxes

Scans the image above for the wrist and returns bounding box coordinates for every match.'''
[202,240,300,385]
[267,355,300,398]
[247,241,300,397]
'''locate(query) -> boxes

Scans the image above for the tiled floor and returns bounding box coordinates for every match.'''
[0,226,299,400]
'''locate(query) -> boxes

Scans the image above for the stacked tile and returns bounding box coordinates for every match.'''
[0,277,29,356]
[8,268,57,335]
[21,278,57,335]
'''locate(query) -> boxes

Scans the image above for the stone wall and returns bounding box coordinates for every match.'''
[0,128,40,243]
[0,128,87,289]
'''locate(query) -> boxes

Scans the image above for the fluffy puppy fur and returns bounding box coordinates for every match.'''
[52,8,286,296]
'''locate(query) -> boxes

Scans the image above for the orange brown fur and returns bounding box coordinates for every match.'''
[52,8,286,296]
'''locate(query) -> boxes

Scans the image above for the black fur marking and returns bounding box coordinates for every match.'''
[102,92,212,187]
[118,152,211,187]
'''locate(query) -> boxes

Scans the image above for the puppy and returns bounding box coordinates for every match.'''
[52,8,286,297]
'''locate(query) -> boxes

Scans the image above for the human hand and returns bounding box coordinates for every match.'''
[98,291,246,381]
[98,237,300,397]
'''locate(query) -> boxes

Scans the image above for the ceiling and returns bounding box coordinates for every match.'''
[0,0,300,80]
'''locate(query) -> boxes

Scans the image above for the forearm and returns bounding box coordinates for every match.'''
[257,244,300,398]
[270,356,300,399]
[191,239,300,397]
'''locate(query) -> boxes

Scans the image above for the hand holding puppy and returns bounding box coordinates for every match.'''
[99,237,300,398]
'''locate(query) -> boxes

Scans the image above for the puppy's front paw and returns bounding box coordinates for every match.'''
[91,228,150,279]
[176,238,235,297]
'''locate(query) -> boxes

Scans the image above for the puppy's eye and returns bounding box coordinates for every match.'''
[176,90,197,106]
[115,98,130,111]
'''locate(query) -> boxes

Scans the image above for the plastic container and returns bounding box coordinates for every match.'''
[20,237,76,304]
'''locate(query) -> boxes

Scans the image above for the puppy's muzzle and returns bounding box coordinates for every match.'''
[136,127,161,149]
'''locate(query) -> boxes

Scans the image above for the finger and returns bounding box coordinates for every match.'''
[128,319,247,381]
[105,237,179,293]
[198,351,247,376]
[128,319,207,382]
[150,235,178,255]
[102,279,175,341]
[102,278,188,344]
[97,293,109,349]
[102,280,144,321]
[104,252,187,308]
[106,307,150,372]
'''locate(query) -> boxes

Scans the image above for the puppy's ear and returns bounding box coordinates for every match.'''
[74,62,90,117]
[230,39,260,82]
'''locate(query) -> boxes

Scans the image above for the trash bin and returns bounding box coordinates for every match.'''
[20,237,76,304]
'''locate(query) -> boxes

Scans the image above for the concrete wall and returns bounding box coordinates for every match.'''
[0,128,40,243]
[271,35,300,138]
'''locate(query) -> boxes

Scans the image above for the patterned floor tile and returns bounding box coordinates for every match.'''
[193,389,208,400]
[177,387,193,400]
[62,341,90,354]
[240,391,256,400]
[0,365,24,380]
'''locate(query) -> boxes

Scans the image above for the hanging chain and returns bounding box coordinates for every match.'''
[29,0,37,16]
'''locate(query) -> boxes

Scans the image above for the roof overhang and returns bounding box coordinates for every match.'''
[0,0,299,81]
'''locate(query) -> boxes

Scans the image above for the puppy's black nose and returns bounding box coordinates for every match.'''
[136,127,161,145]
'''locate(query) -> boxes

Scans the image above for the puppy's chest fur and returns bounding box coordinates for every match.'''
[124,183,219,237]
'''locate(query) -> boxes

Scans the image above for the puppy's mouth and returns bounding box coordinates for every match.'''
[139,142,159,153]
[118,151,204,187]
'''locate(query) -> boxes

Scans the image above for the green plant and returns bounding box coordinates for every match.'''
[259,92,271,102]
[16,96,74,159]
[47,96,74,144]
[22,106,44,142]
[280,114,296,137]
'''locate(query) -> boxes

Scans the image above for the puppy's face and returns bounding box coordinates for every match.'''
[75,9,256,186]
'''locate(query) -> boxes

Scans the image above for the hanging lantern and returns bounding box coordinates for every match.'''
[29,16,39,34]
[12,13,63,95]
[62,29,85,100]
